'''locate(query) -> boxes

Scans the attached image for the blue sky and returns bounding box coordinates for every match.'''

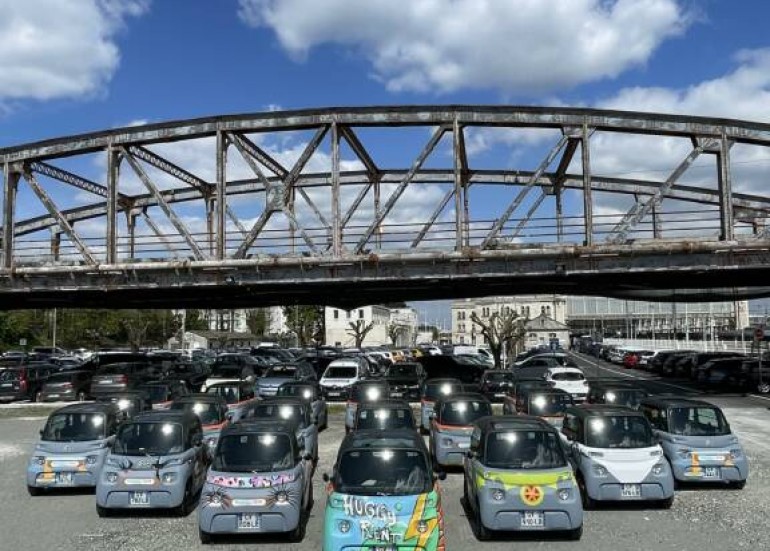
[1,0,770,323]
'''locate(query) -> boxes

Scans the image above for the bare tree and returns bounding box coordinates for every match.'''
[470,309,527,368]
[347,319,375,348]
[387,323,408,346]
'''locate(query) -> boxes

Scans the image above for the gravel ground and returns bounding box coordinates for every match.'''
[1,360,769,550]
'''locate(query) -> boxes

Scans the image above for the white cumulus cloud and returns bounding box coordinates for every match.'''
[0,0,149,101]
[237,0,688,94]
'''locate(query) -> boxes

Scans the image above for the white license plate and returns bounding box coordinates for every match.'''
[521,511,544,527]
[56,472,73,485]
[99,380,112,384]
[129,491,149,506]
[0,383,12,388]
[391,392,403,398]
[238,513,259,530]
[457,441,470,449]
[703,467,720,478]
[48,394,59,398]
[621,484,641,498]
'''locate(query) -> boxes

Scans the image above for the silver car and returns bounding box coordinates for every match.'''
[240,398,319,464]
[276,381,328,430]
[430,393,492,467]
[27,403,120,495]
[198,420,313,543]
[95,410,210,516]
[420,378,463,434]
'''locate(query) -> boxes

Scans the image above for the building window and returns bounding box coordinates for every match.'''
[359,309,364,319]
[347,310,351,319]
[334,309,339,320]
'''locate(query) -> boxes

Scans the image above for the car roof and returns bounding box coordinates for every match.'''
[424,377,463,385]
[474,415,555,433]
[547,366,583,373]
[257,396,307,407]
[435,392,489,405]
[352,379,389,387]
[525,387,572,397]
[483,369,513,376]
[339,428,426,453]
[52,402,119,415]
[357,399,413,410]
[279,381,316,387]
[173,394,226,405]
[223,419,297,437]
[130,410,198,424]
[640,396,719,409]
[566,404,643,418]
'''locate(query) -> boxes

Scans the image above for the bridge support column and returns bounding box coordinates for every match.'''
[216,131,227,259]
[717,137,735,241]
[582,124,593,246]
[50,231,61,261]
[3,163,20,268]
[126,211,137,259]
[106,147,122,264]
[331,122,341,257]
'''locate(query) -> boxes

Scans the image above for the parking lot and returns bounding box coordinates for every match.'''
[2,353,770,550]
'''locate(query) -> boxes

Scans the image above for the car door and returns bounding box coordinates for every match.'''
[464,426,483,507]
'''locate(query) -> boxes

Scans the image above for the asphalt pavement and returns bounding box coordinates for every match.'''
[1,356,769,550]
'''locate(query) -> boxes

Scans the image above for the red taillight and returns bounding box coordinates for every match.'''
[116,375,128,384]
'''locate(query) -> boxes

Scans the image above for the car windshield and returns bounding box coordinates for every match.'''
[387,365,418,377]
[141,385,169,402]
[113,422,184,455]
[278,385,315,400]
[325,366,357,378]
[586,415,655,449]
[527,393,572,415]
[438,400,491,426]
[250,404,304,423]
[207,385,240,404]
[485,430,567,469]
[667,407,730,436]
[424,382,462,400]
[42,413,107,442]
[350,384,388,402]
[213,433,294,473]
[264,366,297,379]
[357,408,414,430]
[170,402,223,425]
[604,390,646,408]
[551,371,584,381]
[336,448,431,495]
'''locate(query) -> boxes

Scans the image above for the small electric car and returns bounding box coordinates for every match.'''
[205,380,256,421]
[640,397,748,488]
[515,388,574,427]
[198,420,313,543]
[501,378,553,415]
[344,380,390,433]
[277,381,328,431]
[420,378,463,434]
[170,394,230,451]
[96,410,210,516]
[138,380,190,410]
[353,400,416,431]
[463,416,583,540]
[479,370,516,402]
[323,429,446,551]
[241,397,319,463]
[561,405,674,508]
[587,381,648,409]
[27,403,121,495]
[430,393,492,467]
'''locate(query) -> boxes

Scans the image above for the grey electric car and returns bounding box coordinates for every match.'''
[277,381,328,431]
[240,397,319,464]
[429,393,492,467]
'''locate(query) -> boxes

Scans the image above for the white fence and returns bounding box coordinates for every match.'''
[601,338,756,355]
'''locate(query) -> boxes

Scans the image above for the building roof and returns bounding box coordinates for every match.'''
[525,313,569,332]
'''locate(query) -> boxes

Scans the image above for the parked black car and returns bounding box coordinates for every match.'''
[694,357,746,387]
[39,370,94,402]
[96,390,153,419]
[418,355,486,385]
[677,352,744,379]
[733,359,770,393]
[89,362,158,397]
[479,369,515,402]
[383,362,426,400]
[137,379,191,408]
[0,364,60,402]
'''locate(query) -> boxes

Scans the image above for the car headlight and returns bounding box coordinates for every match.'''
[676,447,692,459]
[338,520,351,533]
[593,464,608,477]
[275,491,289,504]
[652,463,665,475]
[33,456,45,466]
[491,489,505,501]
[558,488,571,501]
[105,472,118,483]
[441,438,453,447]
[161,472,177,484]
[417,520,429,533]
[86,455,98,465]
[208,493,222,506]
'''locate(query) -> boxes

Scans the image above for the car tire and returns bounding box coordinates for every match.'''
[174,480,193,517]
[568,525,583,541]
[288,515,305,543]
[27,485,42,497]
[731,480,747,490]
[474,498,491,541]
[658,496,674,509]
[578,477,596,510]
[96,504,111,518]
[199,529,212,545]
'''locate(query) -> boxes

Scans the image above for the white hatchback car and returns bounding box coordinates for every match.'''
[546,367,589,402]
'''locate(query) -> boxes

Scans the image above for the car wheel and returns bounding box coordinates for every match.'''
[288,514,305,543]
[199,529,212,545]
[306,481,314,512]
[578,477,596,510]
[27,485,42,497]
[758,383,770,394]
[76,391,87,402]
[568,525,583,541]
[731,480,747,490]
[658,496,674,509]
[474,498,491,541]
[174,480,193,517]
[96,504,111,518]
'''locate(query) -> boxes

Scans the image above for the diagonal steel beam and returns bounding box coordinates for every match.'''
[411,182,476,248]
[607,140,716,244]
[226,206,248,236]
[31,161,130,205]
[339,126,379,176]
[481,134,568,249]
[283,126,329,199]
[508,190,547,241]
[234,208,273,258]
[228,133,275,192]
[22,168,96,265]
[122,150,205,260]
[355,126,448,253]
[128,145,212,196]
[341,182,373,229]
[231,134,288,179]
[141,211,179,256]
[281,207,319,253]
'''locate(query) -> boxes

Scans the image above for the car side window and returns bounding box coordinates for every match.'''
[562,413,577,439]
[470,426,482,454]
[644,406,667,432]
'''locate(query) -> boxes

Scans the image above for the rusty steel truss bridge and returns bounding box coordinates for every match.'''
[2,105,770,309]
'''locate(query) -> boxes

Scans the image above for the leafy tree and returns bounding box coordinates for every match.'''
[283,305,321,347]
[246,309,268,336]
[347,319,375,348]
[387,323,408,346]
[470,309,527,368]
[184,310,209,332]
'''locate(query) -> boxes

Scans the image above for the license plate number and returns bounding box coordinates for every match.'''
[621,484,641,498]
[129,491,149,506]
[99,380,112,384]
[521,511,544,527]
[238,513,259,530]
[391,392,403,398]
[703,467,720,478]
[56,472,73,485]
